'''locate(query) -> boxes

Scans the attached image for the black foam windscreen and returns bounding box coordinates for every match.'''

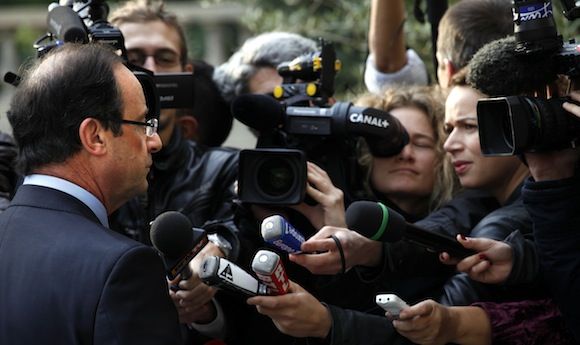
[47,5,88,43]
[467,36,558,96]
[150,211,193,259]
[230,94,285,132]
[345,200,404,242]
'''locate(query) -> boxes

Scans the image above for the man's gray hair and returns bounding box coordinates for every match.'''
[213,31,317,103]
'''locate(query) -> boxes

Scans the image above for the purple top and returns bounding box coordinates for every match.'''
[473,299,575,345]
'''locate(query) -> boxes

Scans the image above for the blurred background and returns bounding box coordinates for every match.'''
[1,0,577,148]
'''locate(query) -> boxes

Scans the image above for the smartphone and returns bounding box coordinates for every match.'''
[376,294,409,319]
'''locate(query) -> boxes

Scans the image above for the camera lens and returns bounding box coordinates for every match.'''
[256,157,296,198]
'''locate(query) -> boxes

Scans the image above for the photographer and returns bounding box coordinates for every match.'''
[107,0,239,339]
[213,31,318,133]
[522,90,580,342]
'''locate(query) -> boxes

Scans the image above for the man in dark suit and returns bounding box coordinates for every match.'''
[0,43,182,344]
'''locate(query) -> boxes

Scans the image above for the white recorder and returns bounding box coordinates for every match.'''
[376,294,409,320]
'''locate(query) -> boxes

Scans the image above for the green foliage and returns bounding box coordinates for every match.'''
[201,0,434,100]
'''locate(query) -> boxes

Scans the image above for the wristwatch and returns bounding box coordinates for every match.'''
[207,233,232,258]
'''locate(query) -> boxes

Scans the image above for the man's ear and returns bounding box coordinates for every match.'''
[185,62,194,73]
[78,117,107,156]
[176,115,199,141]
[444,58,456,87]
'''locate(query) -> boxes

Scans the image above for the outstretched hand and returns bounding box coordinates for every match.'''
[289,226,383,274]
[439,235,513,284]
[168,242,220,324]
[247,280,332,339]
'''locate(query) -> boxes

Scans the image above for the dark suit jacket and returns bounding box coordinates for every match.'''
[0,185,182,345]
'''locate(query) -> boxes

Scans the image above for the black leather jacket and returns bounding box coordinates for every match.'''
[0,131,18,212]
[111,129,239,246]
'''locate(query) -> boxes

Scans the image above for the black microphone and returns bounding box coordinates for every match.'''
[230,94,285,132]
[231,93,408,155]
[345,201,476,258]
[150,211,209,288]
[47,4,88,43]
[466,36,558,97]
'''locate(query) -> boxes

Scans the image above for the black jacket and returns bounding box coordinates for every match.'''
[523,174,580,343]
[111,129,239,244]
[0,131,18,211]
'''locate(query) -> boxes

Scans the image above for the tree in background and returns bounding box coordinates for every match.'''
[203,0,433,99]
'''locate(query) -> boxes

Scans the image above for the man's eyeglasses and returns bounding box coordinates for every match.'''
[118,118,159,137]
[127,49,181,68]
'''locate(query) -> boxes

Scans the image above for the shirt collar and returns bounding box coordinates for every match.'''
[23,174,109,228]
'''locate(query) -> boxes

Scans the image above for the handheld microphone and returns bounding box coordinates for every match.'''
[251,250,290,295]
[150,211,209,286]
[261,215,305,254]
[199,256,269,296]
[230,94,408,155]
[345,201,476,259]
[230,94,285,132]
[47,4,88,43]
[466,36,558,97]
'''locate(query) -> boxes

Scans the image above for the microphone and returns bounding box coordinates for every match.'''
[150,211,209,286]
[230,94,408,155]
[230,94,285,132]
[345,201,476,259]
[251,250,290,295]
[199,256,270,296]
[261,215,305,254]
[466,36,558,97]
[47,4,88,43]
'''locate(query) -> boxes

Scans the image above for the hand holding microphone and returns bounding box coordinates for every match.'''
[345,201,476,259]
[261,214,306,254]
[149,211,217,323]
[246,279,332,339]
[251,249,290,295]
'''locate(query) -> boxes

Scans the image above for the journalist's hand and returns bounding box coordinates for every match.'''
[169,242,220,324]
[440,235,513,284]
[247,280,332,339]
[289,226,382,274]
[394,300,490,345]
[290,162,346,229]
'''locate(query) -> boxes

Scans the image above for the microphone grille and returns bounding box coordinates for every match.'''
[150,211,193,259]
[261,215,284,242]
[345,201,386,238]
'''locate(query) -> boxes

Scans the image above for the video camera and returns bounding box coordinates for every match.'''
[234,40,409,205]
[3,0,194,118]
[476,0,580,156]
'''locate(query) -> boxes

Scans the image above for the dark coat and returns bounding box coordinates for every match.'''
[0,185,182,345]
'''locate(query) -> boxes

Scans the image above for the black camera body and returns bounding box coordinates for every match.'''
[273,38,340,107]
[4,0,194,114]
[476,0,580,156]
[478,95,580,155]
[235,38,409,206]
[238,149,307,205]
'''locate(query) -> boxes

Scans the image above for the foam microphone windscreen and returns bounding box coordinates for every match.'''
[345,200,404,242]
[150,211,193,259]
[230,94,285,132]
[466,36,558,96]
